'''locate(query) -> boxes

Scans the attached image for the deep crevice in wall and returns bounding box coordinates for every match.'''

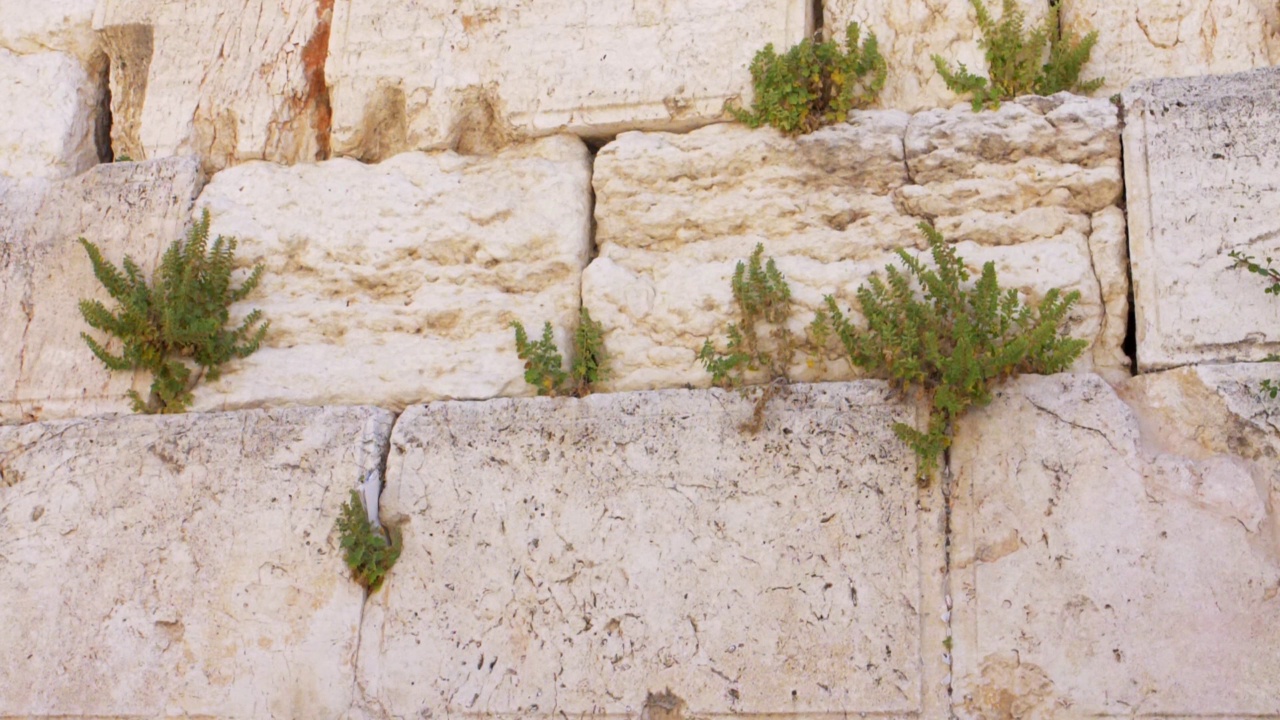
[812,0,824,37]
[1114,94,1139,375]
[92,52,115,163]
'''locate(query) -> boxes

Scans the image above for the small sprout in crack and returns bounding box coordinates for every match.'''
[336,489,401,593]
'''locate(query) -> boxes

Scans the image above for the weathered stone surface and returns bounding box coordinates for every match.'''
[0,49,101,179]
[1062,0,1279,96]
[584,95,1128,392]
[0,405,393,717]
[1124,67,1280,370]
[0,0,98,63]
[949,371,1280,717]
[326,0,808,160]
[355,383,945,717]
[826,0,1051,111]
[191,135,592,412]
[92,0,332,172]
[0,156,203,423]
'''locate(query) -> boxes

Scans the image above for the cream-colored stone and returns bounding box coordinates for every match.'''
[585,95,1128,392]
[826,0,1051,111]
[92,0,332,172]
[1062,0,1279,96]
[1124,67,1280,371]
[355,383,944,717]
[0,49,101,179]
[0,0,98,63]
[0,156,203,424]
[950,372,1280,717]
[326,0,808,160]
[0,405,392,717]
[191,135,592,412]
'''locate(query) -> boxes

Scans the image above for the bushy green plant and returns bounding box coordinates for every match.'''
[932,0,1103,111]
[734,22,887,135]
[814,222,1086,482]
[78,209,268,414]
[1229,249,1280,399]
[335,489,401,593]
[511,307,610,397]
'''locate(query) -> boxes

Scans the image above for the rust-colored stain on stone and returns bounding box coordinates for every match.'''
[301,0,334,160]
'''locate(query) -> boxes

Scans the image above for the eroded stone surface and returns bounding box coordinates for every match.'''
[0,156,203,423]
[0,0,98,63]
[191,135,592,412]
[326,0,808,160]
[0,49,101,179]
[1124,67,1280,370]
[584,95,1128,392]
[949,372,1280,717]
[355,383,935,717]
[0,405,393,717]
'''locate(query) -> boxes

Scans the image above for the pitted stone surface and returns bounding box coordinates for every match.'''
[325,0,808,160]
[949,372,1280,717]
[584,95,1128,393]
[0,405,392,717]
[355,383,933,717]
[0,156,203,423]
[191,135,592,412]
[0,48,101,179]
[1124,67,1280,370]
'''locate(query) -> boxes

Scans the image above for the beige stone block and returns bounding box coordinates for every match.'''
[355,383,949,717]
[0,49,101,179]
[0,405,393,717]
[1124,67,1280,370]
[191,135,592,412]
[325,0,809,160]
[949,371,1280,717]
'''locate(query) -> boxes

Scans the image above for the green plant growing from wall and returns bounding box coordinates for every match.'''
[78,209,268,414]
[1229,249,1280,399]
[733,22,887,135]
[335,489,402,593]
[932,0,1103,111]
[511,307,610,397]
[813,222,1086,483]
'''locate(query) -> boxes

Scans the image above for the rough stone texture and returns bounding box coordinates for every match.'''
[1062,0,1280,96]
[0,0,99,64]
[826,0,1051,111]
[1124,67,1280,371]
[92,0,333,172]
[326,0,809,161]
[950,371,1280,717]
[0,156,203,424]
[584,95,1128,392]
[191,135,592,412]
[0,49,101,179]
[355,383,945,717]
[0,405,393,717]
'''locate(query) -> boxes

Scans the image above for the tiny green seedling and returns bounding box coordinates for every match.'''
[335,489,401,593]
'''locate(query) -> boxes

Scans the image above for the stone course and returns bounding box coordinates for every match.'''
[0,49,101,179]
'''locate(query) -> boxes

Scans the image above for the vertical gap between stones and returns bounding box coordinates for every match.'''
[302,0,335,161]
[812,0,824,38]
[94,53,115,163]
[1114,94,1139,375]
[941,446,955,715]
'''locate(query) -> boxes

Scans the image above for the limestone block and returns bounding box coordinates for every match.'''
[326,0,809,161]
[825,0,1050,111]
[0,405,393,717]
[0,0,98,63]
[1124,67,1280,370]
[1062,0,1279,96]
[0,156,203,423]
[0,49,101,179]
[92,0,333,172]
[355,383,949,717]
[949,372,1280,717]
[191,135,592,411]
[584,95,1128,393]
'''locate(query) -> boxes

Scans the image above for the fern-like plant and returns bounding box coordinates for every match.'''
[1229,249,1280,399]
[511,307,610,397]
[814,222,1086,482]
[932,0,1103,111]
[78,209,268,414]
[734,22,887,135]
[335,489,402,593]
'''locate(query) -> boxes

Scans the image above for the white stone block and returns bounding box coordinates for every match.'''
[0,0,98,63]
[0,49,100,179]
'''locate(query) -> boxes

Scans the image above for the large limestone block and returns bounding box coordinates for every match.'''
[0,405,393,717]
[1062,0,1279,96]
[92,0,333,172]
[825,0,1050,111]
[0,156,203,423]
[326,0,809,160]
[0,0,98,63]
[585,95,1128,393]
[1124,67,1280,370]
[355,383,950,717]
[949,372,1280,717]
[0,49,101,179]
[191,135,592,411]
